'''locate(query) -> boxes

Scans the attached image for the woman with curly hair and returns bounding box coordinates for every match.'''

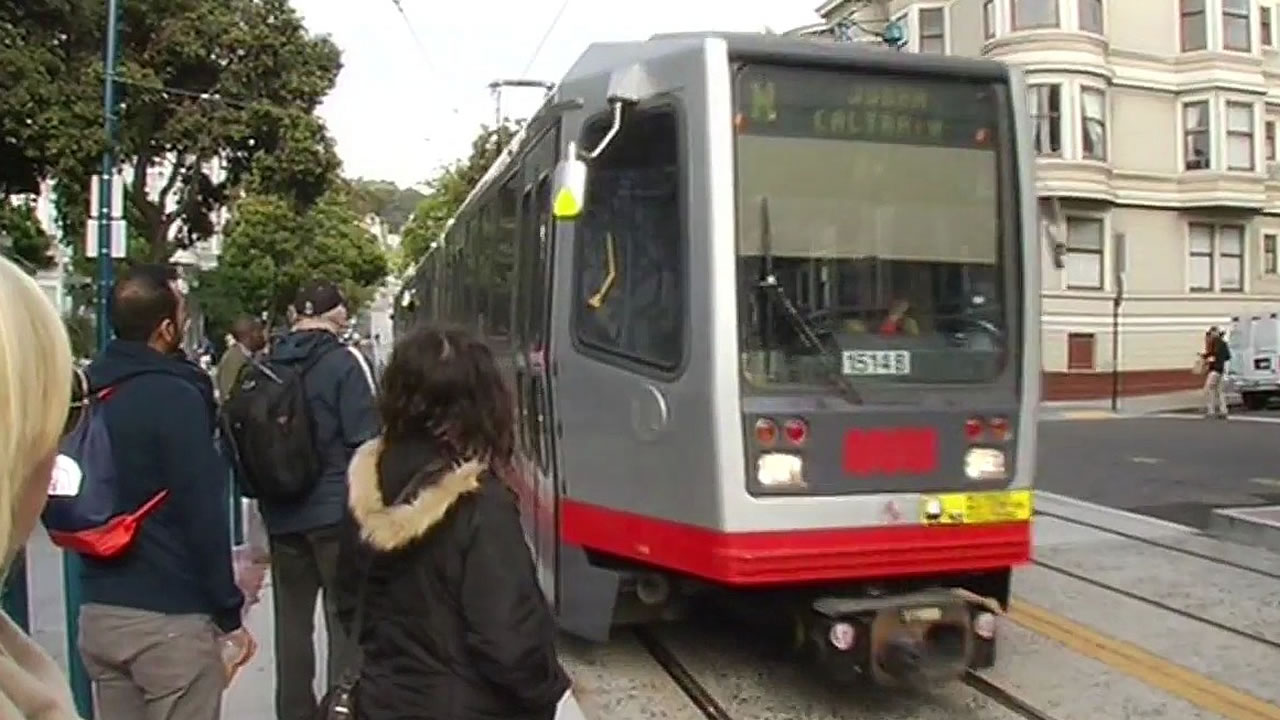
[333,326,570,720]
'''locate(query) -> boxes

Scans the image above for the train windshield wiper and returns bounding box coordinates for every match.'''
[756,196,862,405]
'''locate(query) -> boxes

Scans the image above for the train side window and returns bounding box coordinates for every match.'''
[573,107,684,371]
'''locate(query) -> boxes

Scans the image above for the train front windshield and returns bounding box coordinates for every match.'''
[733,63,1012,389]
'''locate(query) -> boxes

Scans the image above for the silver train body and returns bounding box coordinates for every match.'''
[396,32,1040,684]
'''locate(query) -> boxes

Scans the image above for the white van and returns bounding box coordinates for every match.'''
[1226,311,1280,410]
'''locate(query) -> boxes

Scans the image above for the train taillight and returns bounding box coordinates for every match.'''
[988,416,1012,441]
[754,418,778,447]
[783,418,808,446]
[964,417,983,442]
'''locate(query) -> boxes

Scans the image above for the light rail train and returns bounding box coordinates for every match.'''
[395,31,1039,687]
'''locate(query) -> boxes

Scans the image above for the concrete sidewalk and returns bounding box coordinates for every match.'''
[1039,388,1239,420]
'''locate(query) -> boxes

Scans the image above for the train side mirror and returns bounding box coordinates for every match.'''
[552,144,589,220]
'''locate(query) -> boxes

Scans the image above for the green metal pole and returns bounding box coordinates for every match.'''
[2,548,29,633]
[65,0,121,716]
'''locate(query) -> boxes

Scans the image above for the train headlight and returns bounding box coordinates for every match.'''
[757,452,806,488]
[963,447,1007,481]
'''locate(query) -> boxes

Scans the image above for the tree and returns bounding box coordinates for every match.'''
[195,189,389,332]
[347,178,424,233]
[400,120,521,268]
[1,0,344,262]
[0,203,54,270]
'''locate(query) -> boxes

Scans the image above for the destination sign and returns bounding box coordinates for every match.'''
[734,64,999,149]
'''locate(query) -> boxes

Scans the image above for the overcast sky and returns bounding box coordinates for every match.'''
[288,0,823,189]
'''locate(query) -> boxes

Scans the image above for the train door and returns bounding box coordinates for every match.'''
[513,127,562,603]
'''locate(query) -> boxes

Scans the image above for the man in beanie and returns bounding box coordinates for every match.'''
[260,280,377,720]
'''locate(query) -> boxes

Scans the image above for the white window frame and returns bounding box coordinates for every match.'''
[1266,118,1278,163]
[1179,96,1214,171]
[1222,0,1252,52]
[1077,0,1105,34]
[916,4,949,54]
[1224,99,1257,172]
[1029,82,1064,157]
[1187,222,1247,292]
[1078,83,1108,162]
[984,0,997,39]
[1262,5,1275,48]
[1011,0,1060,30]
[1181,0,1209,52]
[1264,232,1279,275]
[1063,215,1107,290]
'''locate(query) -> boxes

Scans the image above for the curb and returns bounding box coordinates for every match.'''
[1207,506,1280,554]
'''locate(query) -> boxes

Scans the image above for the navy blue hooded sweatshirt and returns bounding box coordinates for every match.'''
[257,329,378,535]
[82,340,244,633]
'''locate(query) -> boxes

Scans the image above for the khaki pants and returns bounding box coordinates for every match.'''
[79,604,224,720]
[1203,370,1228,416]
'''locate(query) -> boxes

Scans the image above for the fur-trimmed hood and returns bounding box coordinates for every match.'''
[348,438,486,551]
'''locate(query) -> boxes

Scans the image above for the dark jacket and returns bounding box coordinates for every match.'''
[257,329,378,535]
[82,341,244,632]
[1208,336,1231,374]
[336,438,570,720]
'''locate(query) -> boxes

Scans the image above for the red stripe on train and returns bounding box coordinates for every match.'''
[504,465,1030,586]
[559,500,1031,586]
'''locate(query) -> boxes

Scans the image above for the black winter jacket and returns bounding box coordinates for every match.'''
[335,438,570,720]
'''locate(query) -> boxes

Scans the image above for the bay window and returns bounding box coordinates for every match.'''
[1183,101,1211,170]
[1226,101,1255,171]
[1181,0,1207,51]
[1012,0,1058,29]
[1223,0,1251,51]
[1029,84,1062,156]
[1080,88,1107,161]
[1079,0,1104,33]
[919,7,946,53]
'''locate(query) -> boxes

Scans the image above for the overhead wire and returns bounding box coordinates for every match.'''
[519,0,572,77]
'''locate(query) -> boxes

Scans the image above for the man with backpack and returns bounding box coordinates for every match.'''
[71,264,248,720]
[222,279,377,720]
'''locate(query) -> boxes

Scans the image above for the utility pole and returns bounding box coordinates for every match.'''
[487,78,555,126]
[65,0,122,716]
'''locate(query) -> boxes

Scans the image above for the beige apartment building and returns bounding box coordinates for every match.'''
[805,0,1280,399]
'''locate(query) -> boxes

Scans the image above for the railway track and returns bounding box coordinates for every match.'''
[634,625,1062,720]
[1036,509,1280,582]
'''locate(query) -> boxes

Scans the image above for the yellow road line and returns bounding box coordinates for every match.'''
[1008,600,1280,720]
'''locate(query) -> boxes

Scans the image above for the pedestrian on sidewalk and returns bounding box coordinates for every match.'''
[331,326,570,720]
[251,281,378,720]
[76,264,250,720]
[215,315,265,402]
[0,255,81,719]
[1200,326,1231,419]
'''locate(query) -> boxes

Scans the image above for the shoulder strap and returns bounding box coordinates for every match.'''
[346,346,376,394]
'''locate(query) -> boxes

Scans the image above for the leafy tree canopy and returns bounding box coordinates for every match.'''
[1,0,344,262]
[195,189,389,334]
[0,202,54,270]
[399,120,521,271]
[346,178,424,233]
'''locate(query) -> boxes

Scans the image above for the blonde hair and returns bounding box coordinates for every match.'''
[0,256,73,573]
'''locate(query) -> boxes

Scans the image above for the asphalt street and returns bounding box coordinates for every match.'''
[1036,413,1280,528]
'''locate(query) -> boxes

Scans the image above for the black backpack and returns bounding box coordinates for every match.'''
[220,347,342,502]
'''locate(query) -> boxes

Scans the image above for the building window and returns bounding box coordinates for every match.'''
[1028,84,1061,156]
[1263,6,1274,47]
[1181,0,1207,51]
[1012,0,1058,29]
[1220,225,1244,290]
[983,0,995,38]
[1267,120,1277,162]
[1065,217,1104,289]
[1264,233,1278,274]
[1079,0,1104,33]
[1189,223,1246,292]
[1189,223,1215,291]
[1183,101,1211,170]
[1080,88,1107,160]
[1223,0,1251,51]
[1226,101,1255,171]
[919,7,946,53]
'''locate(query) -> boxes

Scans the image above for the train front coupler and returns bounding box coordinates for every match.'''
[808,587,1002,687]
